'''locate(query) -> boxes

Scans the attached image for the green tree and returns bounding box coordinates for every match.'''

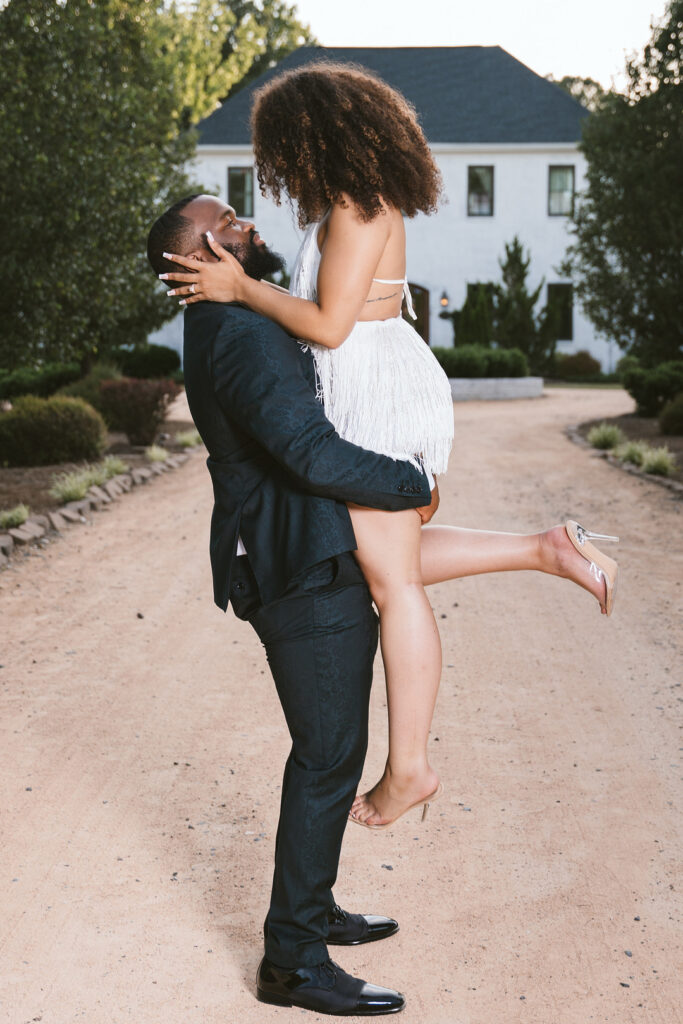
[440,285,493,347]
[560,0,683,367]
[221,1,316,99]
[0,0,201,372]
[493,238,558,374]
[161,0,316,127]
[545,74,607,112]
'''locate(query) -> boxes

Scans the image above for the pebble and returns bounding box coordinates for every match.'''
[381,864,393,871]
[625,950,632,957]
[137,611,144,619]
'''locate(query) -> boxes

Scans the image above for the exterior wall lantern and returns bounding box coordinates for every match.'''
[439,291,449,308]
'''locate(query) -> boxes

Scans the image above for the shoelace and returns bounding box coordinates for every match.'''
[329,904,348,925]
[320,959,339,986]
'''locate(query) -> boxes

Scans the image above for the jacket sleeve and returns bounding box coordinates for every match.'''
[211,314,431,510]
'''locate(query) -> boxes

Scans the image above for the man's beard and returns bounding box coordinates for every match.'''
[221,231,285,281]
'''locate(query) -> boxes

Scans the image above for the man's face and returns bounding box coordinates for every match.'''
[184,195,284,280]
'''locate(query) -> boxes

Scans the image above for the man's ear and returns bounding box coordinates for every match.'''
[186,247,209,263]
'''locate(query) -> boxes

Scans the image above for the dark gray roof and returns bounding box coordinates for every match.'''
[198,46,588,146]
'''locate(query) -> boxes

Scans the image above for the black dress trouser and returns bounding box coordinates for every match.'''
[229,551,379,969]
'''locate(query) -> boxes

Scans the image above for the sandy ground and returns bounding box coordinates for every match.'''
[1,387,681,1024]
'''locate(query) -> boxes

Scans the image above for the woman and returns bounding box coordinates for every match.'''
[160,62,619,828]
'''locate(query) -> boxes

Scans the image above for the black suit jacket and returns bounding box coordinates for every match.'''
[183,301,431,611]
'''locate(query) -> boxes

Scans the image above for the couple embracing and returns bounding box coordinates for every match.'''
[147,62,618,1016]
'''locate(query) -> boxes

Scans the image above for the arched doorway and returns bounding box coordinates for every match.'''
[404,283,430,345]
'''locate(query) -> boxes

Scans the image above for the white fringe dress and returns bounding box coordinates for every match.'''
[290,217,454,475]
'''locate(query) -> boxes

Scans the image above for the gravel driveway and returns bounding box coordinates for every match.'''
[1,386,680,1024]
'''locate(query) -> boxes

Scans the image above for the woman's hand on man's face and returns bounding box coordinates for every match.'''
[158,231,246,306]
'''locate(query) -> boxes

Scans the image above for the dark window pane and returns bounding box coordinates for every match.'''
[548,165,574,216]
[547,283,573,340]
[228,167,254,217]
[468,166,494,216]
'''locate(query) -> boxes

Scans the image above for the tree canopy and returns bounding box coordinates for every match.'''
[440,237,558,374]
[0,0,314,371]
[545,74,606,112]
[560,0,683,366]
[0,0,201,370]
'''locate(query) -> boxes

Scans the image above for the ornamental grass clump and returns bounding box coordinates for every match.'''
[0,503,29,528]
[175,428,202,448]
[587,421,625,450]
[49,470,90,502]
[615,440,648,467]
[101,455,128,477]
[145,444,169,462]
[49,456,130,502]
[640,445,677,477]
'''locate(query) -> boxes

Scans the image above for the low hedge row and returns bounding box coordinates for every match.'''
[0,345,182,404]
[111,344,181,379]
[0,362,81,400]
[431,345,529,378]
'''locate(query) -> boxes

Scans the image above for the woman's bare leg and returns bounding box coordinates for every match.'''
[419,524,608,609]
[348,505,442,826]
[349,519,611,828]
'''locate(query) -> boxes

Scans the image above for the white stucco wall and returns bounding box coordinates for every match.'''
[151,142,615,370]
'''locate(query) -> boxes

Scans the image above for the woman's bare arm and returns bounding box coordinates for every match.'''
[163,199,395,348]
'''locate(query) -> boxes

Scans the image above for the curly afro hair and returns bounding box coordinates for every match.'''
[250,61,443,228]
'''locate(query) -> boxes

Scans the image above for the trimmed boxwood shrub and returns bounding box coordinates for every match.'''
[553,349,602,380]
[0,362,81,400]
[0,395,107,467]
[99,378,180,445]
[112,344,181,379]
[484,347,528,377]
[622,361,683,416]
[659,392,683,435]
[431,345,528,378]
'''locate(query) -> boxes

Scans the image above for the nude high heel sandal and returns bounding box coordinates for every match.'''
[350,782,444,831]
[565,520,619,616]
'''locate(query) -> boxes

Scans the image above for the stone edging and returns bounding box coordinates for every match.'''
[449,377,544,401]
[565,425,683,496]
[0,451,196,568]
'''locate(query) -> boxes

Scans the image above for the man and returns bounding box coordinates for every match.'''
[147,195,436,1016]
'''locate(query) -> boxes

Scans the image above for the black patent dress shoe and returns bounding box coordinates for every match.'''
[256,956,405,1016]
[327,903,399,945]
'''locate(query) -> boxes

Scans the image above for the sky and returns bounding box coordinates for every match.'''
[292,0,668,89]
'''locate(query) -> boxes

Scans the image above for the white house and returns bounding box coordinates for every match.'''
[153,46,614,369]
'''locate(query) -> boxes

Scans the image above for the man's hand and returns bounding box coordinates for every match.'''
[416,481,439,524]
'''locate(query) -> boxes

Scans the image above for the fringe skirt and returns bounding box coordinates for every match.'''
[307,316,454,475]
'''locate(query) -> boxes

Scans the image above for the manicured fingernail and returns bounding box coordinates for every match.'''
[207,231,214,241]
[163,252,172,259]
[158,273,167,280]
[179,299,187,306]
[167,289,176,296]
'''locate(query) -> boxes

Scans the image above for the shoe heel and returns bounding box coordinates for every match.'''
[257,989,292,1007]
[421,801,430,822]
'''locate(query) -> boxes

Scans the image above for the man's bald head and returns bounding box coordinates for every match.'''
[147,194,284,283]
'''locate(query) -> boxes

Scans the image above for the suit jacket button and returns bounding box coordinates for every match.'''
[234,581,244,592]
[398,483,405,492]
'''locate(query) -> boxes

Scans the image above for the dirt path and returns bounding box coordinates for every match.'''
[1,388,680,1024]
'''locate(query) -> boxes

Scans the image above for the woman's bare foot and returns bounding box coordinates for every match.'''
[350,764,440,827]
[539,524,608,613]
